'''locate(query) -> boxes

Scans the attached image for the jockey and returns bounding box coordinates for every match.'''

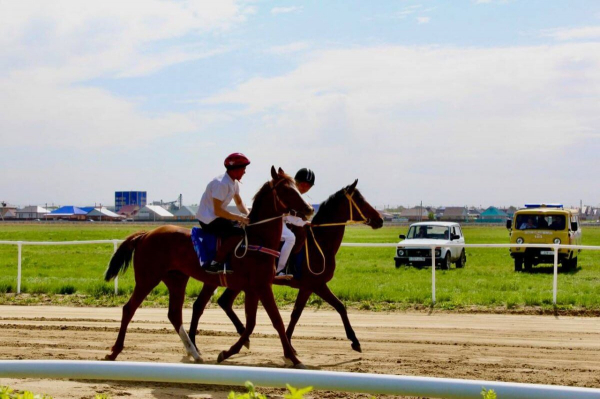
[275,168,315,277]
[196,153,251,274]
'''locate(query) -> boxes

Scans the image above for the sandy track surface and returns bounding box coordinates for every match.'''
[1,306,599,398]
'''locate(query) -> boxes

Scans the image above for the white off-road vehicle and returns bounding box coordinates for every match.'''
[395,222,466,269]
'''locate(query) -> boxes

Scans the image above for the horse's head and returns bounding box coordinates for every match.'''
[269,166,314,218]
[312,179,383,229]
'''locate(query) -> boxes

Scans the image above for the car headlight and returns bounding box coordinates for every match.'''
[397,249,404,256]
[435,250,441,257]
[516,237,524,244]
[553,238,561,244]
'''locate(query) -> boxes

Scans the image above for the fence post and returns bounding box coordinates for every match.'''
[553,245,559,305]
[113,240,119,295]
[17,242,22,294]
[431,245,436,304]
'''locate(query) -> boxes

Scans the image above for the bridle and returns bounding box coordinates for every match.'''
[304,189,373,276]
[310,190,371,228]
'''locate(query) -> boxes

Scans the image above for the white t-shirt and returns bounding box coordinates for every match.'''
[196,173,239,224]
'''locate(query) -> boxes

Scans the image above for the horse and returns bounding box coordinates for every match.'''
[188,179,383,355]
[103,166,314,368]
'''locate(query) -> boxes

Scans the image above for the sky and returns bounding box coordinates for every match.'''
[2,0,600,210]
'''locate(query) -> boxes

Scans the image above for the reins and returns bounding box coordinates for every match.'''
[304,190,372,276]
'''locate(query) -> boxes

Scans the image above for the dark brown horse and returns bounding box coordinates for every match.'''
[103,167,314,368]
[188,180,383,354]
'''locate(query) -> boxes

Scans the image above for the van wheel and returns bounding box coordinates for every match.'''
[442,253,451,270]
[456,250,466,268]
[514,258,523,272]
[524,258,533,272]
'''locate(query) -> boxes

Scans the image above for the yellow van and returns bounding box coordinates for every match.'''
[506,204,582,272]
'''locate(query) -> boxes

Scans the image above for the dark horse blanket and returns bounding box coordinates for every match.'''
[191,227,219,267]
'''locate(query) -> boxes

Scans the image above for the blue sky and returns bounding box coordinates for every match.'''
[2,0,600,209]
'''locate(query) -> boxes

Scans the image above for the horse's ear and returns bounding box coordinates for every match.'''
[271,166,278,180]
[278,167,285,176]
[347,179,358,193]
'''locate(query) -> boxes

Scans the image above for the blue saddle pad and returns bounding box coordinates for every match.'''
[191,227,218,266]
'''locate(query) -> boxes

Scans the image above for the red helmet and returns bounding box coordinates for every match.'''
[224,153,250,169]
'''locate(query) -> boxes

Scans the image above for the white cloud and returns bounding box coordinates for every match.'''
[0,0,250,150]
[542,26,600,41]
[417,17,431,24]
[266,41,311,54]
[203,43,600,206]
[271,6,303,15]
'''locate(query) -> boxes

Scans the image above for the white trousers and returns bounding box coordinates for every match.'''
[277,222,296,273]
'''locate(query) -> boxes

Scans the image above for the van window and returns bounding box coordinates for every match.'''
[515,214,565,230]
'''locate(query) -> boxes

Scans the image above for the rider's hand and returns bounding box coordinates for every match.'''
[238,216,250,226]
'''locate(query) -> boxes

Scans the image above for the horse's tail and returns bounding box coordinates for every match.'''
[104,231,149,282]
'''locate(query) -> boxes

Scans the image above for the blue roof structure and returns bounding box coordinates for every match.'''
[49,206,88,215]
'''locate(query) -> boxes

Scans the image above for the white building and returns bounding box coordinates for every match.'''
[136,205,174,221]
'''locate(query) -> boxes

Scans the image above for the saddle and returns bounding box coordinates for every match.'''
[191,227,282,270]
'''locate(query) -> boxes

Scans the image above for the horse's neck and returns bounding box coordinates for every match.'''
[249,208,282,248]
[311,225,345,259]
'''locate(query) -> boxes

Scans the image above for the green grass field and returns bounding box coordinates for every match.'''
[1,223,600,313]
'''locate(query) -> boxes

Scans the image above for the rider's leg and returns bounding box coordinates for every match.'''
[276,224,295,274]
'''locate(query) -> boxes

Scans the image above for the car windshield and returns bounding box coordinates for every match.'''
[407,225,450,239]
[515,214,566,231]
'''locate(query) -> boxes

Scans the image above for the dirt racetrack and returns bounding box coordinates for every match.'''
[1,306,599,398]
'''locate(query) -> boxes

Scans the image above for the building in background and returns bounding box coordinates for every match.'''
[115,191,147,212]
[16,205,50,220]
[136,205,174,221]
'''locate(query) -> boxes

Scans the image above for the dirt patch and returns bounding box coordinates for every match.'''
[1,306,599,398]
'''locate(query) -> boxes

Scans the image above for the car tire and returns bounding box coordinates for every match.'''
[395,259,402,269]
[524,258,533,272]
[456,250,466,268]
[442,253,451,270]
[514,258,523,272]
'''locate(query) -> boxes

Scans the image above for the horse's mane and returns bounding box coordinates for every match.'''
[311,187,364,224]
[248,172,295,222]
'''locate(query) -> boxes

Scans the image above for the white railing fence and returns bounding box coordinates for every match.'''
[0,240,597,304]
[1,360,599,399]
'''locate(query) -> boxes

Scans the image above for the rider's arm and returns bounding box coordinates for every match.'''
[213,198,248,224]
[233,193,250,216]
[285,215,310,227]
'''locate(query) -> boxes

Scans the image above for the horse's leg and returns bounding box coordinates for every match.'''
[189,283,217,350]
[285,288,313,354]
[259,288,305,369]
[314,284,362,353]
[217,291,258,363]
[217,288,249,348]
[163,272,202,362]
[105,278,159,361]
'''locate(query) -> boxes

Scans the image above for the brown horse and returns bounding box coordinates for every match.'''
[188,180,383,354]
[103,167,314,368]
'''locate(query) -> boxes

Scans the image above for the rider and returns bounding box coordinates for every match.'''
[196,153,250,274]
[275,168,315,277]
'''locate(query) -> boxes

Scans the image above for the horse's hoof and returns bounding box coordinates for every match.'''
[294,362,307,370]
[352,343,362,353]
[194,357,204,364]
[243,340,250,350]
[217,351,227,363]
[103,354,115,361]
